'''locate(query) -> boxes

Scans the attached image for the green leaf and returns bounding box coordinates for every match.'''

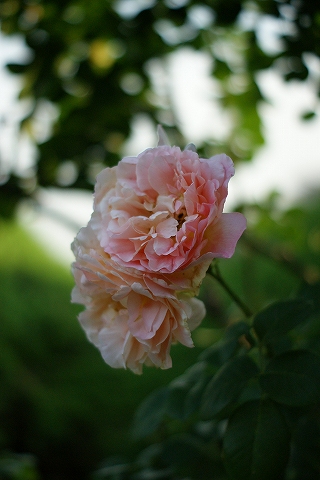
[224,321,252,341]
[301,110,316,121]
[6,63,29,74]
[199,321,252,367]
[167,385,187,421]
[0,452,40,480]
[132,387,170,439]
[199,338,238,367]
[253,299,313,344]
[298,281,320,312]
[167,362,208,420]
[161,433,214,478]
[200,355,259,418]
[259,350,320,406]
[289,413,320,479]
[223,399,290,480]
[184,374,209,419]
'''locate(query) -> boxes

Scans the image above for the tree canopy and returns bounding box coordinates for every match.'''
[1,0,319,216]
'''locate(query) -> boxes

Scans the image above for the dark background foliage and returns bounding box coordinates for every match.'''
[1,192,320,479]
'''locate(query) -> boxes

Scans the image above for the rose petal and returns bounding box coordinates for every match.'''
[201,212,247,259]
[156,217,178,238]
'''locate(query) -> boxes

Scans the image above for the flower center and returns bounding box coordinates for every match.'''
[174,208,187,230]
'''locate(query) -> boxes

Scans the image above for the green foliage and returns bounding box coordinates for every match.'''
[200,355,259,418]
[199,321,253,366]
[2,190,320,479]
[132,387,171,440]
[253,298,314,354]
[92,192,320,480]
[1,0,320,217]
[104,278,320,480]
[259,350,320,406]
[0,452,40,480]
[223,399,290,480]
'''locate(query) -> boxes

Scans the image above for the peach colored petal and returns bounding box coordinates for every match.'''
[71,130,246,372]
[91,143,245,274]
[71,223,207,373]
[201,212,247,259]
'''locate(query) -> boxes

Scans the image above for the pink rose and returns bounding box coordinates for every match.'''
[71,225,206,373]
[90,128,246,274]
[71,127,246,372]
[75,293,205,374]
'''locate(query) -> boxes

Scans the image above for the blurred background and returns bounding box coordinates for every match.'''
[0,0,320,478]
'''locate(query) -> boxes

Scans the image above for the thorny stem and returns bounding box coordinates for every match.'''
[209,263,253,319]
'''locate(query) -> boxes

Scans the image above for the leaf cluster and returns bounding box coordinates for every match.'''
[1,0,319,217]
[95,281,320,479]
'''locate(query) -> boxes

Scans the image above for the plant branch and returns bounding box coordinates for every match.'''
[209,263,253,318]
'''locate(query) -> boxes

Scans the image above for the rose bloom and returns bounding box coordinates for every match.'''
[90,127,246,274]
[71,127,246,372]
[72,225,206,373]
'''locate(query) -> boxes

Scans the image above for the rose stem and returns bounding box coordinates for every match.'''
[209,263,253,318]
